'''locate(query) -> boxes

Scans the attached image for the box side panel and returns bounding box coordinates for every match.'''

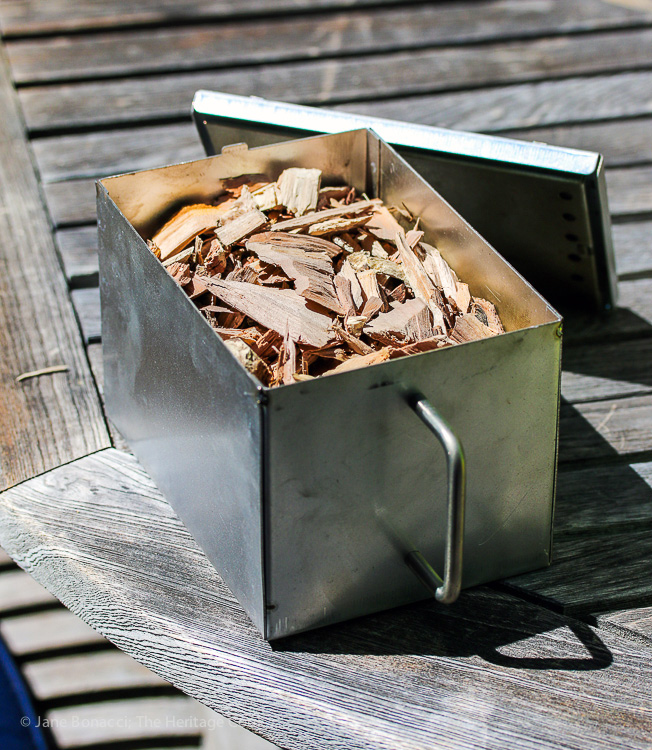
[97,187,265,633]
[402,151,610,314]
[265,323,561,639]
[376,139,559,332]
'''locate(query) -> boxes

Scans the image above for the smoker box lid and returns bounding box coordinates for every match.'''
[192,90,617,315]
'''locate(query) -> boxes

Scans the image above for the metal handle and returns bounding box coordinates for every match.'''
[406,396,466,604]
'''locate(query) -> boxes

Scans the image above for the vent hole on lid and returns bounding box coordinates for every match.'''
[559,191,573,200]
[571,273,584,282]
[568,253,582,263]
[566,232,579,242]
[563,213,576,222]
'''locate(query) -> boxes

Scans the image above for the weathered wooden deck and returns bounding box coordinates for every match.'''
[2,1,652,748]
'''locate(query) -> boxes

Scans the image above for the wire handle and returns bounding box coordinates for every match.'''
[406,396,466,604]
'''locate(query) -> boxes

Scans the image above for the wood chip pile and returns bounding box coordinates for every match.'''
[148,168,504,386]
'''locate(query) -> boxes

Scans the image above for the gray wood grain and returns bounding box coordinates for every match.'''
[52,216,652,293]
[338,69,652,133]
[0,0,404,36]
[35,123,200,183]
[3,0,652,38]
[20,60,652,135]
[505,525,652,614]
[504,454,652,613]
[24,650,169,700]
[3,448,652,750]
[1,609,107,656]
[597,606,652,642]
[613,219,652,279]
[57,226,100,288]
[562,338,652,403]
[0,46,109,491]
[35,116,652,188]
[564,277,652,345]
[41,163,652,230]
[8,18,652,91]
[46,697,200,748]
[554,459,652,537]
[506,117,652,170]
[560,395,652,463]
[0,569,57,613]
[70,287,101,343]
[607,166,652,219]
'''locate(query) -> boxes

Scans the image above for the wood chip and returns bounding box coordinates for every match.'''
[395,230,446,333]
[251,182,281,212]
[224,338,269,381]
[327,348,391,375]
[340,260,364,309]
[389,337,449,357]
[150,177,505,386]
[472,298,504,335]
[247,232,343,314]
[334,274,356,318]
[364,298,434,344]
[347,251,408,285]
[277,168,321,216]
[449,314,495,343]
[215,207,267,247]
[307,214,373,236]
[421,242,471,313]
[270,199,379,233]
[198,277,333,348]
[364,206,404,243]
[153,204,228,261]
[331,322,374,356]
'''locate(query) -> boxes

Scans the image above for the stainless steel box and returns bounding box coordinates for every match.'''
[98,129,562,640]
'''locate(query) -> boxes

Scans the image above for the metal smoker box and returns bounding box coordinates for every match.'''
[98,128,562,640]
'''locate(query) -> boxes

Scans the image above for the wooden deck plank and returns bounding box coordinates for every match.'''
[562,339,652,404]
[57,226,100,288]
[29,117,652,187]
[0,569,58,613]
[41,163,652,230]
[4,0,652,39]
[70,288,101,344]
[598,607,652,642]
[0,0,406,36]
[1,609,107,656]
[19,61,652,135]
[560,396,652,463]
[613,220,652,279]
[46,697,200,748]
[506,117,652,169]
[51,216,652,292]
[555,459,652,537]
[0,46,110,491]
[34,123,199,183]
[24,650,169,700]
[1,449,652,750]
[505,527,652,614]
[7,21,652,92]
[607,166,652,219]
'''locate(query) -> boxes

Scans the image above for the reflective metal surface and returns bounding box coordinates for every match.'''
[98,129,562,640]
[408,397,466,605]
[193,90,617,313]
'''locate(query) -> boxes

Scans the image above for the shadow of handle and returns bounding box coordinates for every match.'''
[405,395,466,605]
[478,619,613,671]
